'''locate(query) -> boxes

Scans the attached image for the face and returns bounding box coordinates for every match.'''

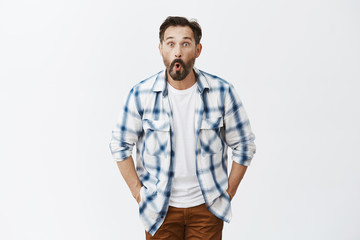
[159,26,202,81]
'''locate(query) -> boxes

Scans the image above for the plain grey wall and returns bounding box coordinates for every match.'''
[1,0,359,239]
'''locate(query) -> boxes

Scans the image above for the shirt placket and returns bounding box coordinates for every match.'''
[194,89,211,204]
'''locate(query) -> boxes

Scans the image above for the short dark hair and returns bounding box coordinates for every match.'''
[159,16,202,44]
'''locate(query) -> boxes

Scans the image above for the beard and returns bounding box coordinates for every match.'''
[164,57,196,81]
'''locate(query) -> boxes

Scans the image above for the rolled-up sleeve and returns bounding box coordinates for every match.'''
[110,88,142,162]
[223,84,256,166]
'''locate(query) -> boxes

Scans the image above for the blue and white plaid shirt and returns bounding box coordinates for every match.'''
[110,67,256,236]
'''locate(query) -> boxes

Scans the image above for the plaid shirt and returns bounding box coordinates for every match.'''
[110,67,256,236]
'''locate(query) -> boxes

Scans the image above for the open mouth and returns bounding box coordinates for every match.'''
[174,63,182,71]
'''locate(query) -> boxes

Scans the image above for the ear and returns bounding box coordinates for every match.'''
[158,43,163,55]
[195,43,202,58]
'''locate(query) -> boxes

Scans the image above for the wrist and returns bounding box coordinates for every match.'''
[131,183,142,197]
[226,188,236,200]
[132,185,142,204]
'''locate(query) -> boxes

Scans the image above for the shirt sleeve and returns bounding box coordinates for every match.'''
[109,88,143,162]
[223,83,256,166]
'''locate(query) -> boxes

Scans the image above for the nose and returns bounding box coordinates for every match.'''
[174,44,182,58]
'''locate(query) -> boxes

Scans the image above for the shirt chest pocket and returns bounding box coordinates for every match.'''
[142,118,171,156]
[199,116,224,154]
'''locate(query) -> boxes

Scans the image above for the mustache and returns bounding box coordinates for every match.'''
[170,59,185,69]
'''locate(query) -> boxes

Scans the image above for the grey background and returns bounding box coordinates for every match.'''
[1,0,359,239]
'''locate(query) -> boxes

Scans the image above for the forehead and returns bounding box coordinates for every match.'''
[163,26,195,41]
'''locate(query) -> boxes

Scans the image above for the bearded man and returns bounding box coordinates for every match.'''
[110,16,256,240]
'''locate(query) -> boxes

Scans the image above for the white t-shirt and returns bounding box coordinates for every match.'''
[167,82,205,208]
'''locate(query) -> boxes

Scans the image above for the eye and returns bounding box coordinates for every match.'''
[168,42,174,47]
[183,42,189,47]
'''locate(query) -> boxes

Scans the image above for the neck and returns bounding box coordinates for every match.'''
[167,69,197,90]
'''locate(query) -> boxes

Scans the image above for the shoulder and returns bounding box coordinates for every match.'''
[130,70,163,93]
[197,69,234,92]
[125,70,165,100]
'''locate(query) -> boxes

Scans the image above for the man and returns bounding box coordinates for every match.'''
[110,16,256,240]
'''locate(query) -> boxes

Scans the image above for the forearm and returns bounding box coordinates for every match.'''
[227,161,248,200]
[117,156,142,202]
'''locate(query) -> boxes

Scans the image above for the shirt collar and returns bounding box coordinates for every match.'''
[152,67,210,96]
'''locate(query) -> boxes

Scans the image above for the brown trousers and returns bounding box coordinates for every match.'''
[145,203,223,240]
